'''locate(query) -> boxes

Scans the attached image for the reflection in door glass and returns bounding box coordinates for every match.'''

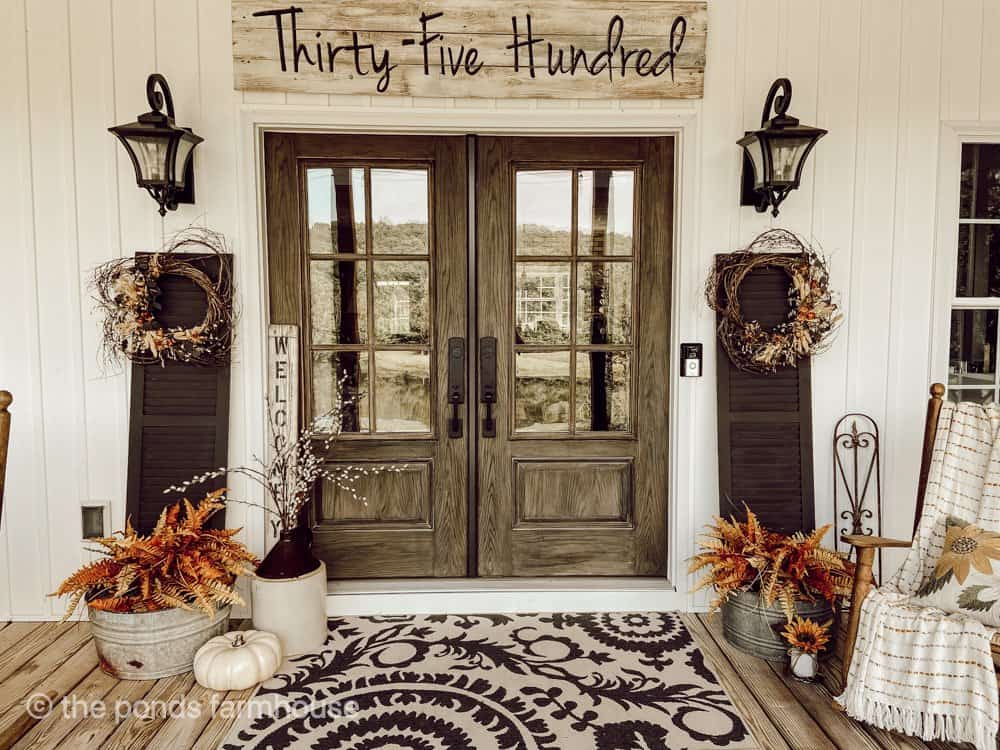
[374,351,431,432]
[516,171,572,256]
[515,351,571,432]
[576,352,630,432]
[576,262,632,345]
[312,351,370,433]
[373,261,430,344]
[307,167,366,254]
[578,170,634,256]
[515,262,571,344]
[371,169,429,254]
[310,260,368,345]
[949,309,998,387]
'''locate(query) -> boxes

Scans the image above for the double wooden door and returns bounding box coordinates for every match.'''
[264,133,672,579]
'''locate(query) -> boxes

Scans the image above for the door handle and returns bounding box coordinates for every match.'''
[447,338,465,439]
[479,336,497,438]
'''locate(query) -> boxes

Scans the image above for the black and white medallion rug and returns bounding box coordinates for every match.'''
[222,612,756,749]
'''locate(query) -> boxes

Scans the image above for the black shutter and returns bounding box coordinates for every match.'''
[125,253,231,533]
[715,260,815,535]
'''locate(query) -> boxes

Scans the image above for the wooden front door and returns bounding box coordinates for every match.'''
[264,133,469,578]
[476,137,673,577]
[264,133,672,579]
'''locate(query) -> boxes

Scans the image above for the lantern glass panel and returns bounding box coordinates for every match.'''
[744,137,767,189]
[172,135,198,188]
[770,136,812,185]
[122,134,170,184]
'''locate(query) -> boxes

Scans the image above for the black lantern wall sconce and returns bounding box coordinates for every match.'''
[109,73,203,217]
[738,77,826,217]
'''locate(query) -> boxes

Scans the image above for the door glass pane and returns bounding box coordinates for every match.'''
[516,171,572,256]
[515,351,571,432]
[947,388,995,404]
[578,170,634,256]
[949,309,998,387]
[306,167,366,254]
[374,350,431,432]
[373,261,429,344]
[956,224,1000,297]
[515,262,571,344]
[576,352,630,432]
[371,169,429,255]
[577,262,633,345]
[310,260,368,345]
[961,144,1000,219]
[312,351,370,433]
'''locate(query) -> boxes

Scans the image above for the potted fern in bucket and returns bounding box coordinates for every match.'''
[52,490,257,679]
[689,508,853,662]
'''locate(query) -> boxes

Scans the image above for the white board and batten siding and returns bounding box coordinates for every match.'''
[0,0,991,617]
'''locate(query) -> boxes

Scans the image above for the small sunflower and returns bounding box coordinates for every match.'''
[781,617,831,655]
[935,520,1000,584]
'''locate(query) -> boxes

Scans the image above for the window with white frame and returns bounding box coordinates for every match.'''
[949,143,1000,403]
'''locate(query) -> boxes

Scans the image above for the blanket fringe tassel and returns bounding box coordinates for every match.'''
[839,691,997,750]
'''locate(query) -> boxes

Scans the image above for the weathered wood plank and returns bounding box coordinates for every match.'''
[0,623,70,683]
[100,672,198,750]
[1,642,99,749]
[51,677,156,749]
[0,624,91,717]
[232,0,707,98]
[189,684,258,750]
[683,614,786,750]
[699,615,838,750]
[11,664,117,750]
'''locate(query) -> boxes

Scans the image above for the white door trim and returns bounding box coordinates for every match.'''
[236,101,704,615]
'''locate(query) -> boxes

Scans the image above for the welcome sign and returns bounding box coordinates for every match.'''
[232,1,707,99]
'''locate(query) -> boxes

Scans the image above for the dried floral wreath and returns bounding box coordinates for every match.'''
[706,229,841,374]
[92,228,233,366]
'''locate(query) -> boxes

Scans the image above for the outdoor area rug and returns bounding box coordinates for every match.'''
[222,612,755,749]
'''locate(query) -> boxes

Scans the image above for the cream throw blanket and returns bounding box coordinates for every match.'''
[839,401,1000,749]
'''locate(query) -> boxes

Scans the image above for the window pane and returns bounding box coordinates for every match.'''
[374,351,430,432]
[516,171,572,256]
[312,351,369,433]
[515,262,571,344]
[307,167,366,254]
[310,260,368,345]
[515,351,571,432]
[956,225,1000,297]
[576,352,630,432]
[949,309,998,387]
[960,144,1000,219]
[947,388,995,405]
[373,261,429,344]
[371,169,428,255]
[578,170,634,256]
[577,262,632,344]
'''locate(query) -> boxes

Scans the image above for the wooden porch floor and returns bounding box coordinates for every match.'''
[0,616,972,750]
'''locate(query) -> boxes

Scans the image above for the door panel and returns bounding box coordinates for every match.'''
[264,133,468,578]
[476,136,673,577]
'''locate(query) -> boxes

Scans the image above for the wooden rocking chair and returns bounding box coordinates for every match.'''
[841,383,1000,682]
[0,391,9,528]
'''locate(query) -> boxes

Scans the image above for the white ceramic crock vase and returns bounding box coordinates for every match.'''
[789,648,818,680]
[251,561,328,656]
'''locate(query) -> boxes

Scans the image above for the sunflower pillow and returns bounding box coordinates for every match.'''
[910,515,1000,626]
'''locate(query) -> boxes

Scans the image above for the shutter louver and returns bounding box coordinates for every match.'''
[715,260,815,535]
[125,253,232,533]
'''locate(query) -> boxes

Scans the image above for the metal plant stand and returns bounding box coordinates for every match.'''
[833,413,883,582]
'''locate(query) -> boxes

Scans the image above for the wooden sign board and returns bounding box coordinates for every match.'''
[233,1,707,99]
[267,324,298,542]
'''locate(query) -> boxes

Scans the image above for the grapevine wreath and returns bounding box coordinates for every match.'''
[92,228,233,366]
[705,229,841,374]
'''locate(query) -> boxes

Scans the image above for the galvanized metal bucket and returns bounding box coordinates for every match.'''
[88,605,231,680]
[720,589,832,662]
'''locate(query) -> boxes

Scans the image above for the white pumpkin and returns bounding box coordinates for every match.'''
[193,630,282,691]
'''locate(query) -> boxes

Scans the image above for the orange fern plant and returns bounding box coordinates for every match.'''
[688,507,854,619]
[52,489,258,620]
